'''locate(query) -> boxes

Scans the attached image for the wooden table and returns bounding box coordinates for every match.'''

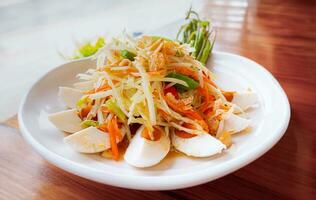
[1,0,316,199]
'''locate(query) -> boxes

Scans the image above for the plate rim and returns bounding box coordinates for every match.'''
[18,51,291,190]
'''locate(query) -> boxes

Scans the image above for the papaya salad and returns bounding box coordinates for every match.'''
[48,10,257,168]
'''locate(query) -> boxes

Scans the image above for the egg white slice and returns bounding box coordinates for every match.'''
[48,109,82,133]
[124,126,170,168]
[63,126,125,153]
[59,87,83,109]
[73,81,94,91]
[232,92,258,111]
[223,113,250,134]
[171,131,226,157]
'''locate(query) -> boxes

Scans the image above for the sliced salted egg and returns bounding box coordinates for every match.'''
[223,113,250,134]
[59,87,83,108]
[231,92,258,111]
[171,131,226,157]
[63,126,125,153]
[48,109,82,133]
[124,126,170,168]
[73,81,94,91]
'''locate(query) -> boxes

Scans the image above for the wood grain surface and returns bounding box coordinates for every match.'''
[1,0,316,199]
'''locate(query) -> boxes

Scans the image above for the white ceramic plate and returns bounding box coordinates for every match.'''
[18,51,290,190]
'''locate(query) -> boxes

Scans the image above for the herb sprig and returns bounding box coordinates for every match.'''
[176,8,216,65]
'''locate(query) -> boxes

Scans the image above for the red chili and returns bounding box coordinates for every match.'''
[164,86,178,99]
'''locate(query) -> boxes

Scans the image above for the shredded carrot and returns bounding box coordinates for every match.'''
[173,66,217,88]
[126,67,138,73]
[98,124,108,132]
[174,66,199,80]
[80,104,92,118]
[222,91,235,102]
[107,71,125,76]
[111,116,122,141]
[163,41,177,56]
[84,79,121,94]
[107,117,119,160]
[107,67,138,76]
[130,72,140,77]
[148,70,166,75]
[197,86,209,112]
[163,93,201,120]
[183,123,197,129]
[202,75,217,88]
[198,86,216,113]
[148,38,162,51]
[207,117,220,135]
[101,106,110,114]
[163,93,209,131]
[141,126,162,141]
[175,130,197,138]
[161,41,168,63]
[174,123,198,138]
[130,70,166,77]
[157,109,172,122]
[84,84,110,94]
[163,93,188,111]
[112,50,121,59]
[204,107,214,118]
[164,93,199,119]
[184,110,203,120]
[118,59,132,67]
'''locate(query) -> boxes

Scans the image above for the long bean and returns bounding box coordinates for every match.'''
[176,8,216,65]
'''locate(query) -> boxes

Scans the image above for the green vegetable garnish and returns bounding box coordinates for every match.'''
[176,8,215,65]
[81,120,99,128]
[199,39,212,65]
[166,72,199,91]
[95,37,105,48]
[105,99,126,121]
[73,37,105,59]
[120,49,136,61]
[76,96,91,108]
[79,44,97,57]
